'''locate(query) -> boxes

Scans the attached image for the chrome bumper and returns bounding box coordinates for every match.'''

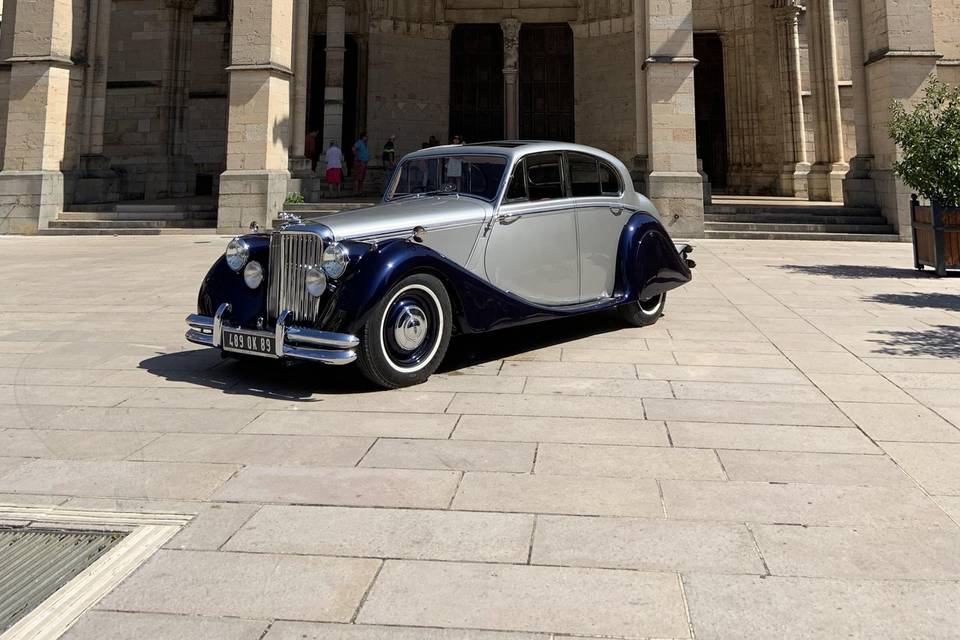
[185,303,359,365]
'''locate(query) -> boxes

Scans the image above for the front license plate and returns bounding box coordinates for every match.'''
[222,329,277,357]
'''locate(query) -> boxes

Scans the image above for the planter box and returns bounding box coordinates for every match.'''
[911,196,960,276]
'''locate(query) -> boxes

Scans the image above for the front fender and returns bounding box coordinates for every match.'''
[197,234,270,327]
[615,212,693,302]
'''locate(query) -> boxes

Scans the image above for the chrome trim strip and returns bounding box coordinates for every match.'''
[275,310,290,357]
[286,326,360,349]
[212,303,231,348]
[283,345,357,365]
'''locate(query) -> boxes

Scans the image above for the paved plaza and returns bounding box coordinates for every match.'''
[1,236,960,639]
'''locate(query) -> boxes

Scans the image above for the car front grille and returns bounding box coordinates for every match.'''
[267,231,324,324]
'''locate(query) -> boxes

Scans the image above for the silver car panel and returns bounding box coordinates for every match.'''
[574,197,632,301]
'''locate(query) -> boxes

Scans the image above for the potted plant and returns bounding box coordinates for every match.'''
[889,76,960,276]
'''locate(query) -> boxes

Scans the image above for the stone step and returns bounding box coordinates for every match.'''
[704,213,891,225]
[704,221,895,234]
[49,219,215,229]
[38,227,219,236]
[704,230,902,242]
[706,204,881,217]
[67,203,216,214]
[58,210,216,222]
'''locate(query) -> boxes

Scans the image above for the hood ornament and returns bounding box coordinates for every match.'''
[278,212,302,227]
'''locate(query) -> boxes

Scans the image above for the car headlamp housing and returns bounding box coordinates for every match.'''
[321,243,350,279]
[225,238,250,272]
[305,267,328,297]
[243,260,264,289]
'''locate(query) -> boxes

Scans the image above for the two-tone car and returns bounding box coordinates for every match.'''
[186,141,694,388]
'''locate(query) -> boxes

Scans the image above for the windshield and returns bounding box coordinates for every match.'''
[386,154,508,202]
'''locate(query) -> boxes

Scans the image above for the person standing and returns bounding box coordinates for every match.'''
[382,135,397,182]
[305,129,320,173]
[325,141,344,198]
[352,132,370,195]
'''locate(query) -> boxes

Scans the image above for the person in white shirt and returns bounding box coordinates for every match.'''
[325,142,344,198]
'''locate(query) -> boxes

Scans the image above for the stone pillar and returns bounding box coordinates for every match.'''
[773,0,810,197]
[0,0,78,233]
[631,0,649,192]
[218,0,295,233]
[159,0,198,198]
[851,0,939,237]
[501,18,520,139]
[0,0,20,171]
[641,0,704,237]
[322,0,346,155]
[289,0,312,177]
[841,0,876,206]
[74,0,119,204]
[806,0,847,201]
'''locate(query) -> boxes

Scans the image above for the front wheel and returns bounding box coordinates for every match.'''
[619,292,667,327]
[357,273,453,388]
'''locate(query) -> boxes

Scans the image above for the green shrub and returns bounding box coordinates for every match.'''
[284,192,305,205]
[889,76,960,206]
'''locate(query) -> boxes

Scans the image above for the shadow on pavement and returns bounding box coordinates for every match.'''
[871,325,960,358]
[779,264,938,279]
[865,292,960,312]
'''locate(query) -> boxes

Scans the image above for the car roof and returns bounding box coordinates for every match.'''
[402,141,627,166]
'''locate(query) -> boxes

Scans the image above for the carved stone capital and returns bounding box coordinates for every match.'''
[501,18,521,70]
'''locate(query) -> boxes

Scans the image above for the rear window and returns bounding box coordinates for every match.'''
[568,153,601,197]
[525,153,565,201]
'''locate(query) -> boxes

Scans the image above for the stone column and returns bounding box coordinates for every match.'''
[74,0,119,203]
[850,0,939,237]
[641,0,704,237]
[501,18,520,139]
[322,0,346,155]
[0,0,20,171]
[158,0,197,198]
[218,0,295,233]
[289,0,312,177]
[631,0,649,192]
[0,0,79,233]
[773,0,809,197]
[841,0,876,206]
[806,0,847,201]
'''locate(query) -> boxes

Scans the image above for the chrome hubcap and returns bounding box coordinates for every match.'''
[393,305,429,351]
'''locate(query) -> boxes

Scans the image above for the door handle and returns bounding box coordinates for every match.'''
[498,213,521,225]
[610,207,624,216]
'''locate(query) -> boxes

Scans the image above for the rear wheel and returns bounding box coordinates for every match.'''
[619,292,666,327]
[357,273,453,388]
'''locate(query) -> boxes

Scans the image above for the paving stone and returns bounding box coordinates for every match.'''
[535,443,725,480]
[132,433,374,467]
[753,524,960,580]
[166,503,261,550]
[447,393,647,420]
[0,405,73,429]
[560,347,676,365]
[0,367,113,386]
[635,364,808,384]
[452,415,669,446]
[532,515,764,574]
[225,505,533,562]
[213,465,460,508]
[908,389,960,407]
[671,381,828,403]
[934,495,960,523]
[837,402,960,442]
[359,439,535,472]
[668,422,879,454]
[862,357,960,373]
[98,549,380,621]
[243,410,457,438]
[781,350,875,374]
[522,376,673,398]
[39,406,261,433]
[279,391,456,413]
[883,372,960,390]
[0,429,162,460]
[63,611,269,640]
[0,456,30,481]
[672,352,796,369]
[883,443,960,495]
[411,374,526,393]
[662,480,954,528]
[683,573,960,640]
[453,472,663,517]
[357,560,689,638]
[806,373,914,403]
[0,384,140,407]
[938,406,960,428]
[0,459,237,500]
[644,398,851,426]
[499,361,638,379]
[648,339,779,354]
[718,450,912,487]
[264,622,548,639]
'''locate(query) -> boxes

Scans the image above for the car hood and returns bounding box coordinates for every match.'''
[305,196,493,241]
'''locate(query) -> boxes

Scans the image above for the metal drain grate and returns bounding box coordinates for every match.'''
[0,528,126,633]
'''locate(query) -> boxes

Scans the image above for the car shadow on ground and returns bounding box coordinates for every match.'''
[778,264,944,279]
[864,292,960,312]
[871,325,960,359]
[139,310,629,396]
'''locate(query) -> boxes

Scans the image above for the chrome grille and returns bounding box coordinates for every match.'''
[267,231,324,324]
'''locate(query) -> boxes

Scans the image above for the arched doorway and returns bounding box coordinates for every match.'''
[449,25,505,143]
[694,33,729,190]
[519,24,574,142]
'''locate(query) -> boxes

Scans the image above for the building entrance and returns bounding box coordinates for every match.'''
[450,25,505,144]
[519,24,574,142]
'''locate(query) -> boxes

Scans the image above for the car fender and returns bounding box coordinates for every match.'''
[615,211,693,302]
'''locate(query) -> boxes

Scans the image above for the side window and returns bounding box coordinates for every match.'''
[525,153,565,201]
[505,161,527,201]
[568,153,601,197]
[599,161,622,195]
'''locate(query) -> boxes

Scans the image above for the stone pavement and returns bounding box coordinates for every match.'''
[1,236,960,639]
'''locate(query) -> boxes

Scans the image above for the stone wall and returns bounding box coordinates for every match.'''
[572,22,635,162]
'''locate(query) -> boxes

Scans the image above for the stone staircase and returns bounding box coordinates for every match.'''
[703,201,901,241]
[42,201,218,236]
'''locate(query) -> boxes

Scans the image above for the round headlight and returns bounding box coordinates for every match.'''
[225,238,250,272]
[243,260,263,289]
[321,243,349,279]
[305,267,327,297]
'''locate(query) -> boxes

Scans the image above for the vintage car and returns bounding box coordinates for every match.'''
[186,141,694,388]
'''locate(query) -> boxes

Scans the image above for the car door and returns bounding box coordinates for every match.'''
[568,152,627,301]
[483,152,580,305]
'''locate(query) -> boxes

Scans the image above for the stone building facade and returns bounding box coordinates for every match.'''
[0,0,956,238]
